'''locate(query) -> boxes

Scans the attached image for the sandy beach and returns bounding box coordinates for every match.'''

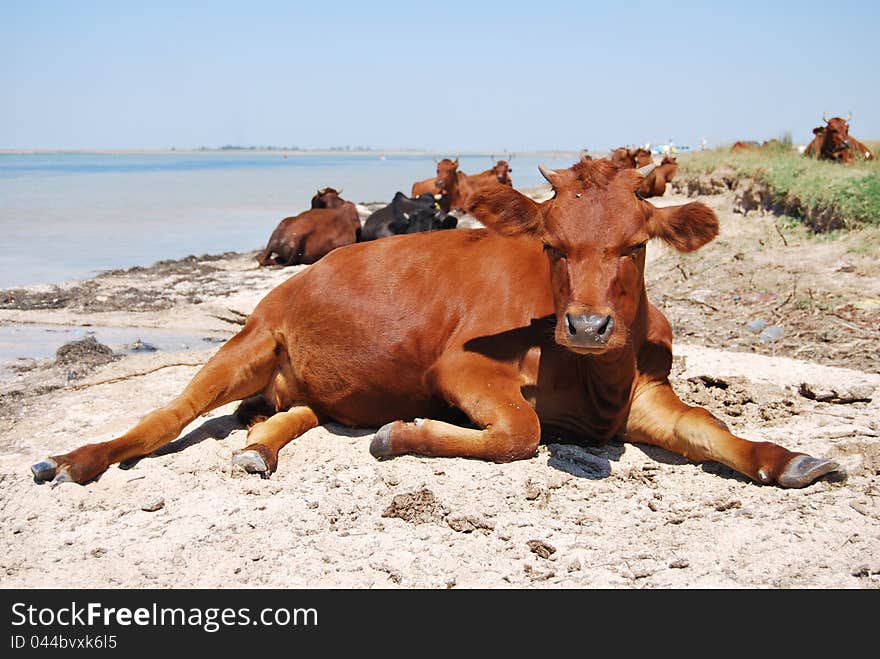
[0,186,878,588]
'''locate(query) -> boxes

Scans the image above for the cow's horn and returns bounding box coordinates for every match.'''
[636,163,656,177]
[822,112,828,123]
[538,164,558,184]
[845,111,852,122]
[579,150,591,162]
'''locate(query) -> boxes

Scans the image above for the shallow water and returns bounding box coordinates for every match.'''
[0,323,225,368]
[0,151,575,288]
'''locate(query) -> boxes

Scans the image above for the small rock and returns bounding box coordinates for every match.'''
[141,498,165,512]
[669,559,689,569]
[306,499,319,510]
[524,479,543,500]
[12,522,26,534]
[527,539,556,559]
[90,547,107,558]
[744,319,767,334]
[447,515,495,533]
[758,325,784,343]
[798,382,873,404]
[129,338,158,352]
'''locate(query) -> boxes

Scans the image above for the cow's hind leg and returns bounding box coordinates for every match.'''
[232,405,321,477]
[370,355,540,462]
[626,382,846,488]
[31,324,280,485]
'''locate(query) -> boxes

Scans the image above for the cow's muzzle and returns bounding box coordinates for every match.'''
[564,313,615,348]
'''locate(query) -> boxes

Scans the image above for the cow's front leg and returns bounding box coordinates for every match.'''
[370,355,540,462]
[625,382,846,488]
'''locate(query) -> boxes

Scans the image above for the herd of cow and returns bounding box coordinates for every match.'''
[733,114,874,164]
[255,151,679,268]
[31,150,847,491]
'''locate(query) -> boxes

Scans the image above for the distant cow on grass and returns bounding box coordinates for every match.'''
[255,188,360,266]
[361,192,458,241]
[31,157,844,490]
[805,114,874,163]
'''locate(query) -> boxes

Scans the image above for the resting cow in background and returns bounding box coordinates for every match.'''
[255,189,360,266]
[804,114,874,163]
[31,156,845,490]
[411,176,441,199]
[637,156,678,199]
[609,146,652,169]
[450,160,516,212]
[610,147,636,168]
[361,192,458,241]
[475,158,514,187]
[310,187,347,209]
[731,141,760,152]
[412,157,460,212]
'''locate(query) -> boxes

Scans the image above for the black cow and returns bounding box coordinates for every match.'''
[360,192,458,242]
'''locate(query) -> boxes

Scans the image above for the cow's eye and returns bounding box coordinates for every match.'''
[543,242,566,260]
[635,190,646,200]
[625,242,647,257]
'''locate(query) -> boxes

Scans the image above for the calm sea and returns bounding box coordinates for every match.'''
[0,151,576,289]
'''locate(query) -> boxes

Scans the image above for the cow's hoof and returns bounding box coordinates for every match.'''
[31,459,58,483]
[232,449,270,478]
[370,423,396,459]
[778,456,846,488]
[50,470,73,487]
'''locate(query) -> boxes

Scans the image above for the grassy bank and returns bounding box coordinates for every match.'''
[676,144,880,229]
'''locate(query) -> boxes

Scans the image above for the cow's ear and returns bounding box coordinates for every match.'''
[466,186,543,236]
[646,201,718,252]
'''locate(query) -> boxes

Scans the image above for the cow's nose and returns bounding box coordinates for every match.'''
[564,313,614,346]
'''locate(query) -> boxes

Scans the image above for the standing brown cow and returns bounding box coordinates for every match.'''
[31,158,843,490]
[804,114,874,163]
[255,188,360,266]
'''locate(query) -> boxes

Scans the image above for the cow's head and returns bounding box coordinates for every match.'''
[821,114,853,161]
[434,158,459,191]
[610,148,636,169]
[467,157,718,355]
[311,187,345,208]
[633,147,653,168]
[491,160,513,185]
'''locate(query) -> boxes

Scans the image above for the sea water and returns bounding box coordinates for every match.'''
[0,151,576,289]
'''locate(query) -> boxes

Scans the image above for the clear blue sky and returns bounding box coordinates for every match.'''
[2,0,877,151]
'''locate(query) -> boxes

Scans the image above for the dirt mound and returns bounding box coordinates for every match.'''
[382,488,448,524]
[54,336,117,379]
[674,168,853,231]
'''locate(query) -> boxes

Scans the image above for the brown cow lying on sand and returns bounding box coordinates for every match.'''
[255,188,360,266]
[804,114,874,163]
[610,146,652,169]
[412,158,459,212]
[30,157,845,489]
[637,156,678,198]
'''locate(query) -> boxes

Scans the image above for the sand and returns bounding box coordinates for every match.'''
[1,189,878,589]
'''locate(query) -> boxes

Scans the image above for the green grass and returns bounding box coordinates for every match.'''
[678,144,880,229]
